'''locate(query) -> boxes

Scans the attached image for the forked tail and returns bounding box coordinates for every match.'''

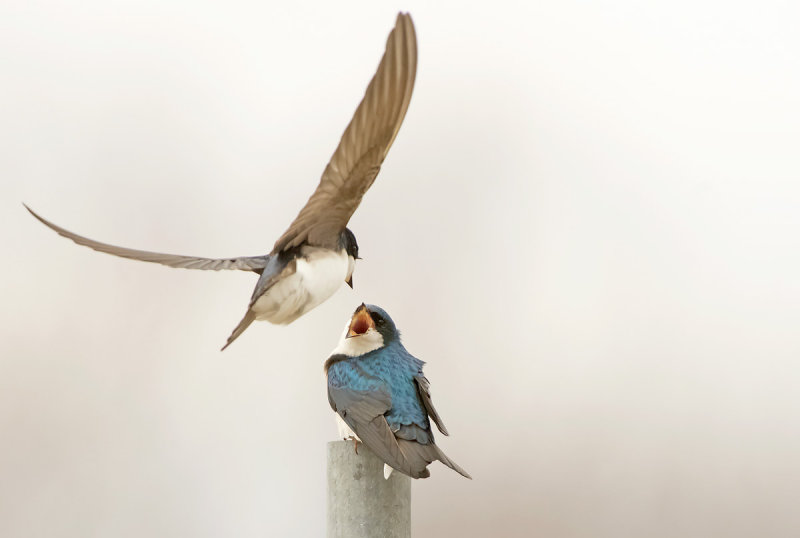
[221,310,256,351]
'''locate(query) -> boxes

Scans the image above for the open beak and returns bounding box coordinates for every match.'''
[347,303,374,338]
[345,275,353,289]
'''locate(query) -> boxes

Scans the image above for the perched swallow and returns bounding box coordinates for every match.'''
[25,13,417,350]
[325,304,471,480]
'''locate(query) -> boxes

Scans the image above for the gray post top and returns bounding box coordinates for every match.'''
[327,440,411,538]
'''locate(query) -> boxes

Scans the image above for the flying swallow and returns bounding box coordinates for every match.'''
[25,13,417,350]
[325,304,471,480]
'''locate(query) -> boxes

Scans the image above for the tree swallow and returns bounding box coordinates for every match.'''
[25,13,417,350]
[325,304,471,480]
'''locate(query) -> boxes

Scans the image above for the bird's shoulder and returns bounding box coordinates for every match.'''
[324,354,351,377]
[372,343,424,376]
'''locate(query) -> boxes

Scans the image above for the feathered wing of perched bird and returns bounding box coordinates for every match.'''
[325,304,471,480]
[24,13,417,350]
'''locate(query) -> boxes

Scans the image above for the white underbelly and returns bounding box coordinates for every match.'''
[251,248,350,324]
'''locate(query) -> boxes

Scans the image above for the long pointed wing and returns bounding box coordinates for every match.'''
[272,12,417,252]
[25,204,268,272]
[414,374,449,436]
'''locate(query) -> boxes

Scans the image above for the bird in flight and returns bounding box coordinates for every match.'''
[325,304,471,480]
[26,13,417,350]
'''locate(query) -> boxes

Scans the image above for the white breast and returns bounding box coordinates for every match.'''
[251,247,351,324]
[330,324,385,358]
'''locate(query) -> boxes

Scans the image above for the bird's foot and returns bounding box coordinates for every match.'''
[340,435,360,454]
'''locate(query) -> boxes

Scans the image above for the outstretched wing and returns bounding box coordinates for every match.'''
[26,204,268,272]
[272,12,417,252]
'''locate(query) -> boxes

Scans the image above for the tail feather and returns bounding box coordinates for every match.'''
[221,310,256,351]
[396,439,471,479]
[434,444,472,479]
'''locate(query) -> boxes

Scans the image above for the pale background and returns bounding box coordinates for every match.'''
[2,1,799,536]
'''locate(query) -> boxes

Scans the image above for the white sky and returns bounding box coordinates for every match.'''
[2,1,800,536]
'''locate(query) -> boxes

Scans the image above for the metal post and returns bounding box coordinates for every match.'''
[327,440,411,538]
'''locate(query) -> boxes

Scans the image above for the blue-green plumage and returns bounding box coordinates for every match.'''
[325,304,470,479]
[328,340,432,442]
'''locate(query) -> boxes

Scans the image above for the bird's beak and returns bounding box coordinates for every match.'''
[345,275,353,289]
[347,303,374,338]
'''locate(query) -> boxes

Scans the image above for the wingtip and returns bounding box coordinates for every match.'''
[394,12,416,43]
[395,12,415,35]
[23,204,57,230]
[23,203,51,227]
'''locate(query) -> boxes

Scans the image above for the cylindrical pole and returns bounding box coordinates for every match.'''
[327,440,411,538]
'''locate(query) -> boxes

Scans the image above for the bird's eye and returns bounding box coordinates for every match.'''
[372,314,383,325]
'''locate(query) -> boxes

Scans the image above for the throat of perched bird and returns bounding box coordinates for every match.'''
[333,327,384,357]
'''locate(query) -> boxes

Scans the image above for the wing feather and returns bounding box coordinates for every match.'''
[414,374,449,436]
[272,13,417,252]
[328,370,428,478]
[25,204,267,272]
[328,378,450,478]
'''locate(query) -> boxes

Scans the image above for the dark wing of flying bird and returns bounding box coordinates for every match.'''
[272,13,417,253]
[25,204,268,272]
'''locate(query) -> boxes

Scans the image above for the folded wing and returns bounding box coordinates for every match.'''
[414,374,449,436]
[329,381,432,479]
[328,358,470,479]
